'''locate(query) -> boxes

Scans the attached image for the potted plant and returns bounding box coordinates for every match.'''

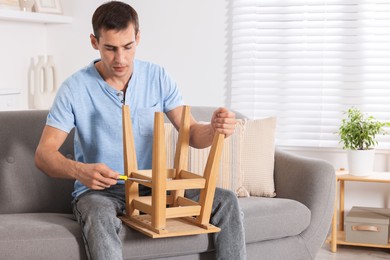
[338,107,389,176]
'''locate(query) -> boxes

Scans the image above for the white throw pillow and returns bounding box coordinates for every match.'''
[164,117,276,198]
[240,118,276,197]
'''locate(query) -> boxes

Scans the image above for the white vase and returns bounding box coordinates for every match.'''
[18,0,34,12]
[33,55,45,109]
[347,149,375,176]
[44,55,57,93]
[30,55,58,109]
[27,57,35,109]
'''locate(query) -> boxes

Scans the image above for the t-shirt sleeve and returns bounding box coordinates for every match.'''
[46,82,76,133]
[161,68,184,112]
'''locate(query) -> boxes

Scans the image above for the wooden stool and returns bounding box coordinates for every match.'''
[119,105,224,238]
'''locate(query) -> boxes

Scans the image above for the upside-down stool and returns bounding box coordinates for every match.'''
[119,105,224,238]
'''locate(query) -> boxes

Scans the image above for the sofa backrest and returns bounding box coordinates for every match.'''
[168,106,246,122]
[0,106,245,215]
[0,110,75,214]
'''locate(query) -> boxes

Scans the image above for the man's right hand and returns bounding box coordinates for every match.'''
[75,162,120,190]
[35,126,120,190]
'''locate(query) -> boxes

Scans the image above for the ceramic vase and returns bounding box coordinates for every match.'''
[44,55,57,93]
[27,57,35,109]
[19,0,34,12]
[28,55,58,109]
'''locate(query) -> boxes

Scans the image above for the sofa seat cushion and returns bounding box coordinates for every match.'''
[239,197,311,243]
[120,226,214,259]
[0,213,215,260]
[0,213,86,260]
[0,200,310,259]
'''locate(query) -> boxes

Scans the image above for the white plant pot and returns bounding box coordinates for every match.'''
[347,149,375,176]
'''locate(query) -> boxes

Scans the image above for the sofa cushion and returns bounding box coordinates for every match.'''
[0,198,310,259]
[0,213,215,260]
[239,197,311,243]
[165,117,276,198]
[0,213,87,260]
[0,110,75,214]
[120,226,214,259]
[240,118,276,197]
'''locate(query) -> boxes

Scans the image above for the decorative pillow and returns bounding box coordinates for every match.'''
[240,118,276,197]
[164,117,276,198]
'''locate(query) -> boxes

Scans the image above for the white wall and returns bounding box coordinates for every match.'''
[47,0,228,108]
[0,0,228,109]
[0,20,47,109]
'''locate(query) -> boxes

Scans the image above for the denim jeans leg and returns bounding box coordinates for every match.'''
[186,188,247,260]
[72,186,125,260]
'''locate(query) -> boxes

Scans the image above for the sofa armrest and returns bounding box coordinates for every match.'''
[274,148,335,258]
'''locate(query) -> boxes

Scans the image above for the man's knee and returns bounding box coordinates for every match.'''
[216,188,238,203]
[214,188,240,213]
[76,193,118,221]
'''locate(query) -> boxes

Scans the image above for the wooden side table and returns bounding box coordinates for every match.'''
[328,171,390,252]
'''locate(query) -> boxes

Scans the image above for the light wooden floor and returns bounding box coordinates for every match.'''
[316,243,390,260]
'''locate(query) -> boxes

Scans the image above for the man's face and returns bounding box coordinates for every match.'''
[90,24,140,80]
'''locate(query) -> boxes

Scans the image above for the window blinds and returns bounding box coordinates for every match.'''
[230,0,390,148]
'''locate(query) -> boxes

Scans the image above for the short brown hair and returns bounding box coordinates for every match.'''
[92,1,139,40]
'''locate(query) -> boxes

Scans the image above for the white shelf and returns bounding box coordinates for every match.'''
[0,88,20,95]
[0,9,72,24]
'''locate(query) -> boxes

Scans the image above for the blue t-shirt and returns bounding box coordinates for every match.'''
[47,59,183,198]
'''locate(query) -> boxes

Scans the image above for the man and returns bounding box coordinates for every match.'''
[35,1,246,260]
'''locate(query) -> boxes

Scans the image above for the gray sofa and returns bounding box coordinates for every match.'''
[0,107,335,260]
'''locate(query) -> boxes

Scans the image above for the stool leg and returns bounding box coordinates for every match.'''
[196,133,224,226]
[172,106,190,206]
[122,105,139,216]
[151,112,167,229]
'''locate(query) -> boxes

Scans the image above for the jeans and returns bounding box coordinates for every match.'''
[72,185,246,260]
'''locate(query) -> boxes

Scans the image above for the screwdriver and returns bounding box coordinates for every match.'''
[118,175,151,183]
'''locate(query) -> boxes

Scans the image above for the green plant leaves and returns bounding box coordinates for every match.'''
[338,107,390,150]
